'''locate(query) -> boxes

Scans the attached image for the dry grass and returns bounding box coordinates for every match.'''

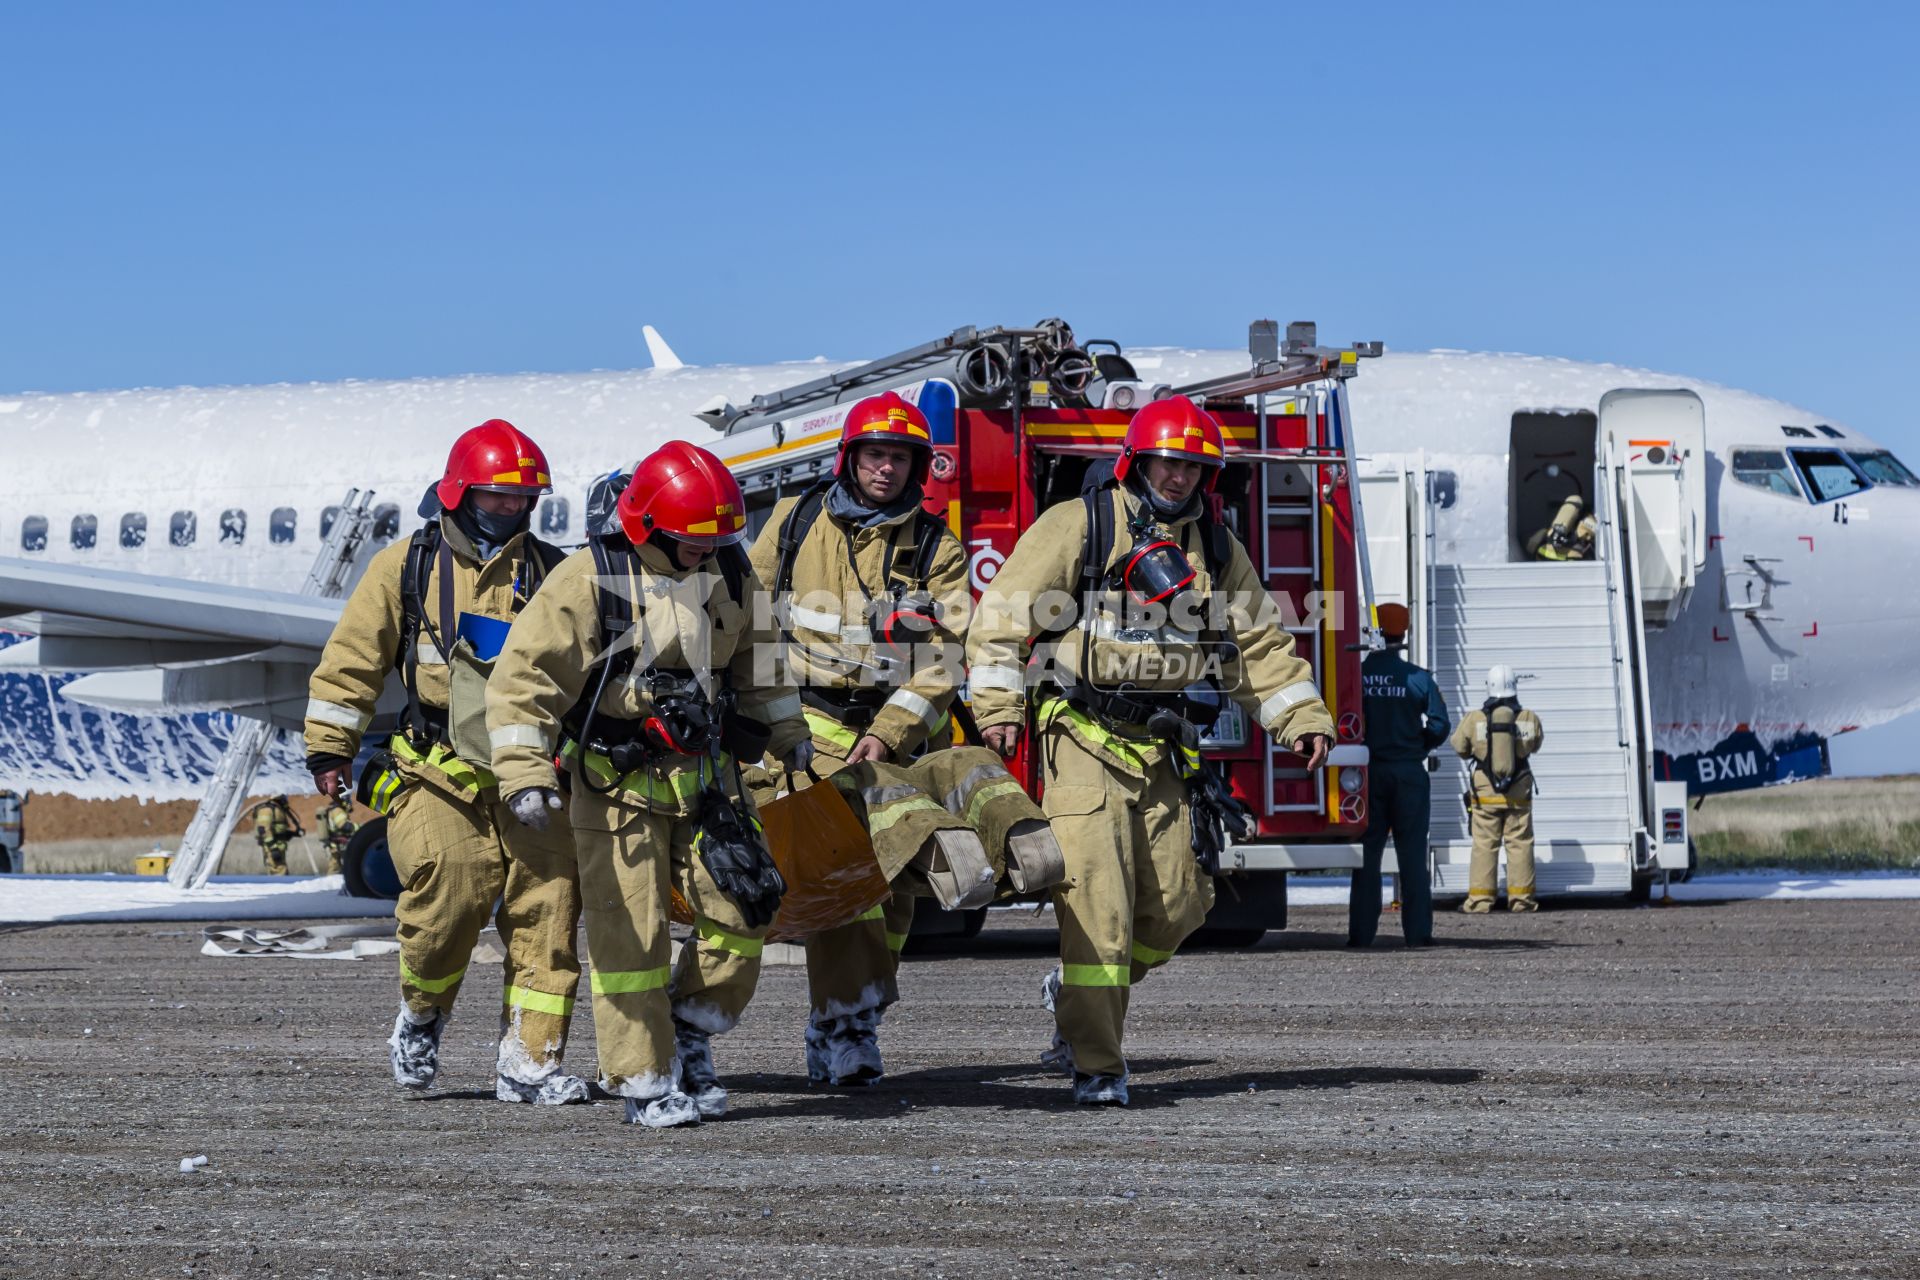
[1691,775,1920,871]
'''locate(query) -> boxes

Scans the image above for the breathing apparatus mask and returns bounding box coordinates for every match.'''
[1116,513,1199,623]
[868,588,944,666]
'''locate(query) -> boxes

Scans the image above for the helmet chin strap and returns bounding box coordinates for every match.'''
[1127,471,1201,522]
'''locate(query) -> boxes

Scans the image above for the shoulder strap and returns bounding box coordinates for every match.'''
[716,542,749,609]
[1202,512,1233,578]
[909,509,947,585]
[588,538,638,678]
[1080,485,1114,599]
[773,481,833,598]
[397,524,442,737]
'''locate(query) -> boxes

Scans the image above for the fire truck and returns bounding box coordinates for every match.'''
[707,319,1384,943]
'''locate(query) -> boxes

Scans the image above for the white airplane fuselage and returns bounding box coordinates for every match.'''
[4,347,1914,798]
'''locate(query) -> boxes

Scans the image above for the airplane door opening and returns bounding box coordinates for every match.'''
[1508,410,1598,561]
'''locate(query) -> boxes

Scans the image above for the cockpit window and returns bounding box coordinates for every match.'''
[1730,448,1802,499]
[1781,425,1816,439]
[1789,449,1870,503]
[1815,425,1844,439]
[1847,450,1919,487]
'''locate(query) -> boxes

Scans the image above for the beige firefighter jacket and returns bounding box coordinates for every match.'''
[747,492,971,757]
[1451,705,1545,807]
[485,539,808,815]
[304,521,546,795]
[254,804,296,842]
[966,486,1333,771]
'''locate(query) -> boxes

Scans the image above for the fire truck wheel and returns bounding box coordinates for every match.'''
[1189,926,1267,949]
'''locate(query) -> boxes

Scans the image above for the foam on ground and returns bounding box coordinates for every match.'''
[0,873,396,924]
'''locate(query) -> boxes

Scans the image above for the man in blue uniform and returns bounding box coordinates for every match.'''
[1349,603,1450,948]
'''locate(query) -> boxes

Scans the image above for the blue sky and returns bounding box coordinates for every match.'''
[2,1,1915,773]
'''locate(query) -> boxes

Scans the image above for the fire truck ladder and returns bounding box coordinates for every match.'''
[1174,321,1382,824]
[167,490,380,889]
[721,322,1104,436]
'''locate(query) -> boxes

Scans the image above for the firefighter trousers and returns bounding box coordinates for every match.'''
[1352,763,1433,946]
[569,784,768,1099]
[385,776,582,1073]
[1041,723,1211,1080]
[1468,803,1536,907]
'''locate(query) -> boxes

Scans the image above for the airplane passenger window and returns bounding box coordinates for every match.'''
[71,514,98,550]
[320,505,341,540]
[1789,449,1870,503]
[21,516,48,552]
[270,507,297,544]
[119,513,148,549]
[219,509,247,545]
[1847,450,1919,487]
[170,511,197,547]
[371,504,400,540]
[1729,449,1802,499]
[539,497,570,539]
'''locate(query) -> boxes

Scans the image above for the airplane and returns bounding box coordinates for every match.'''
[2,324,1913,812]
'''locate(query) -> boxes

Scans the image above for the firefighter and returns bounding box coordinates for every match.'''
[1451,664,1545,911]
[304,420,588,1105]
[487,440,810,1129]
[0,789,26,874]
[252,796,300,876]
[318,797,357,876]
[746,390,973,1087]
[1526,494,1597,561]
[967,396,1335,1106]
[1348,603,1450,948]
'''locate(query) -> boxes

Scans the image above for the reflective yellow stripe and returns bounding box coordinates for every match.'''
[853,903,886,923]
[1130,940,1176,966]
[370,771,404,814]
[865,793,948,835]
[695,917,764,959]
[803,708,861,752]
[962,777,1026,828]
[885,931,910,953]
[1061,962,1129,988]
[1038,698,1153,769]
[558,739,706,806]
[503,986,575,1017]
[590,966,671,995]
[400,959,465,994]
[391,734,496,792]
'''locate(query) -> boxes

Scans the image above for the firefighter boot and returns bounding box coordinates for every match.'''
[1460,896,1494,914]
[1038,966,1074,1076]
[624,1090,701,1129]
[1071,1071,1131,1107]
[1509,895,1540,913]
[495,1067,592,1105]
[804,1013,831,1086]
[389,1006,445,1090]
[817,1009,884,1087]
[674,1018,729,1119]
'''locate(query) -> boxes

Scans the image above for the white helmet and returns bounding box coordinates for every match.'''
[1486,664,1518,699]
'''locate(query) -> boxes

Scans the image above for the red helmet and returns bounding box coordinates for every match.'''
[835,390,933,486]
[1113,396,1226,491]
[435,419,554,510]
[616,440,748,550]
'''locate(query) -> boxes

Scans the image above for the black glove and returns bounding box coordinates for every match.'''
[693,786,786,929]
[1188,758,1256,877]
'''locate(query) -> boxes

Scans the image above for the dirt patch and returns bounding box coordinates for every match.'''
[1,899,1915,1277]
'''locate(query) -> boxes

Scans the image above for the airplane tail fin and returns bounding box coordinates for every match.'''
[643,325,686,371]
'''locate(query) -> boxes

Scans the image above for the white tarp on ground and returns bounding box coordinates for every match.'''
[0,873,396,924]
[1280,871,1920,907]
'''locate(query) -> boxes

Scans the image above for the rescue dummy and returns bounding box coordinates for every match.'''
[1451,664,1546,911]
[487,440,811,1129]
[1526,494,1597,561]
[318,798,356,876]
[967,396,1334,1106]
[251,796,301,876]
[304,420,587,1105]
[1348,604,1450,947]
[747,390,1063,1087]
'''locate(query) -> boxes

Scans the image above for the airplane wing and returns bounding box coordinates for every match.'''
[0,556,399,733]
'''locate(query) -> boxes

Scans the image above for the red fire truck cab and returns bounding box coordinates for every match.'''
[712,319,1383,943]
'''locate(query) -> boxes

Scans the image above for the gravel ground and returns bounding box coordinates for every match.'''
[1,899,1915,1279]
